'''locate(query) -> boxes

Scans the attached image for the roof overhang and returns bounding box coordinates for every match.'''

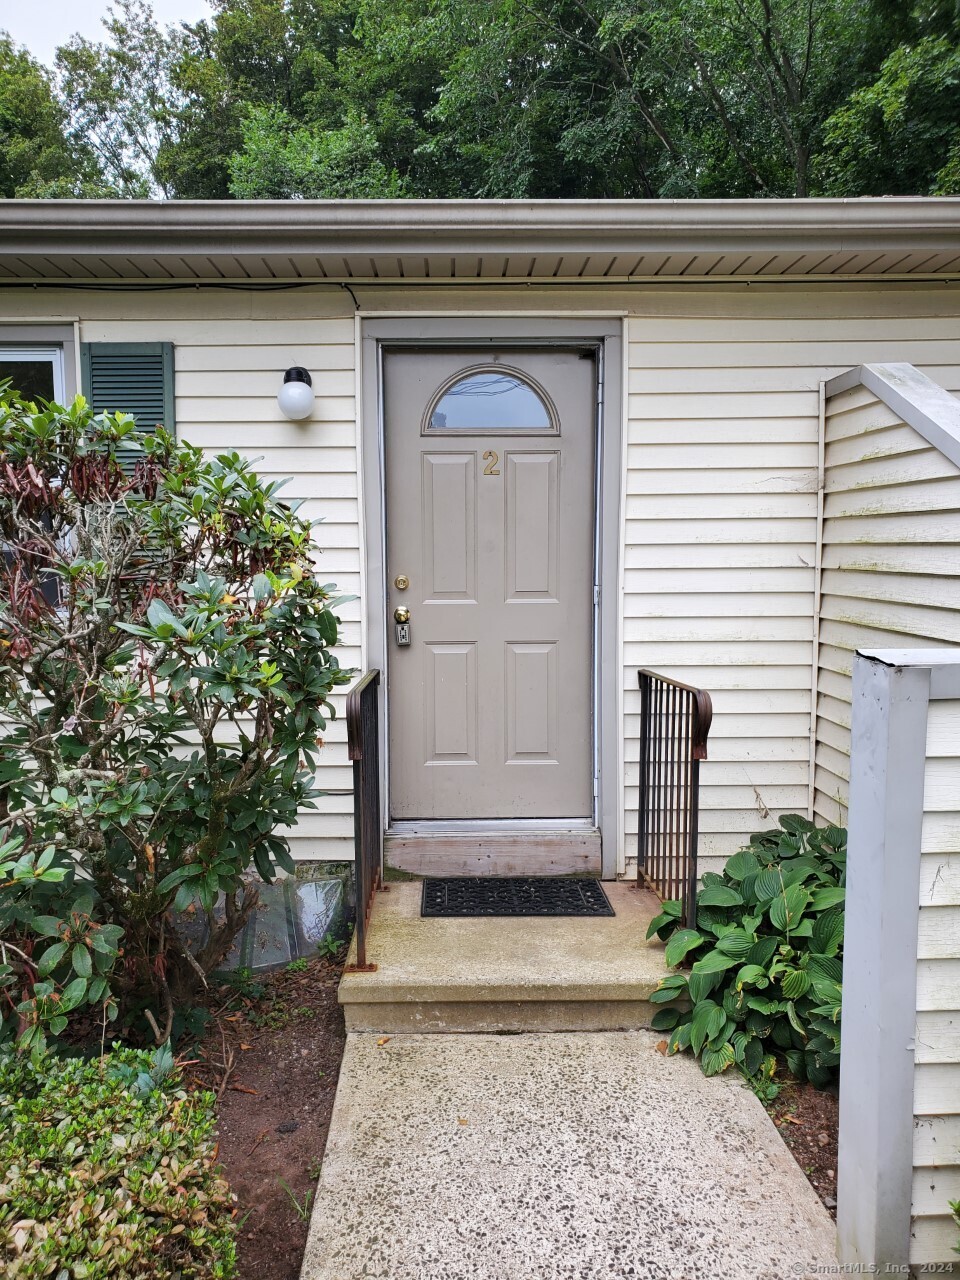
[1,198,959,284]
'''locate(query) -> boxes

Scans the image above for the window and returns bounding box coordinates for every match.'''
[0,346,65,404]
[424,366,557,434]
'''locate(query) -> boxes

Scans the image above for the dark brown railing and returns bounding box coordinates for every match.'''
[637,669,713,927]
[344,669,384,973]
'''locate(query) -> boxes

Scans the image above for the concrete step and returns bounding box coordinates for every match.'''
[338,880,671,1033]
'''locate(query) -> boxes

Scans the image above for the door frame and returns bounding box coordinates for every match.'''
[359,316,624,879]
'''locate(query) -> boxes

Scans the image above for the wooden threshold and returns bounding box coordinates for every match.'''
[383,829,601,877]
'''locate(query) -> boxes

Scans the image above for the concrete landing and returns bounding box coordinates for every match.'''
[338,880,669,1032]
[300,1031,838,1280]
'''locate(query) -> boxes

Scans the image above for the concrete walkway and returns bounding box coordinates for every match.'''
[301,1030,837,1280]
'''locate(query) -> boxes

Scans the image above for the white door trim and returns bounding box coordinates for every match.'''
[359,316,624,878]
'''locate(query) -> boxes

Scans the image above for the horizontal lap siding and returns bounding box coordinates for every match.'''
[912,700,960,1267]
[8,283,960,877]
[78,294,360,862]
[815,382,960,828]
[626,298,960,879]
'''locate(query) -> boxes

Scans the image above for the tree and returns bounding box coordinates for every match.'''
[160,0,365,198]
[54,0,190,198]
[820,35,960,194]
[0,391,354,1051]
[228,105,407,197]
[0,34,105,197]
[39,0,960,202]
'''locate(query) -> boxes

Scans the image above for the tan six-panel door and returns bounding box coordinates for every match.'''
[385,349,596,821]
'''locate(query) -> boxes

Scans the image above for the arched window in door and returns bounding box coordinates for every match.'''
[424,365,558,433]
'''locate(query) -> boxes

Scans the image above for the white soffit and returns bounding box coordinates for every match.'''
[1,198,960,284]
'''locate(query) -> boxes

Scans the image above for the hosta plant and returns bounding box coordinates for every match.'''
[648,815,845,1087]
[0,389,354,1053]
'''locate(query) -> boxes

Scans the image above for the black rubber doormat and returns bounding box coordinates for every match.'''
[421,876,614,918]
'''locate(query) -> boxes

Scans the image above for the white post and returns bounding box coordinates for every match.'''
[836,652,930,1268]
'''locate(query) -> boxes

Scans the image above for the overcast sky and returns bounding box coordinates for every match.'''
[3,0,212,67]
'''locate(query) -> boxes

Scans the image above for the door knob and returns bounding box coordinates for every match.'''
[394,606,411,647]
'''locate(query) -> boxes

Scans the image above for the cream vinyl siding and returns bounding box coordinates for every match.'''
[75,289,361,862]
[814,380,960,829]
[622,289,960,878]
[4,283,960,869]
[912,697,960,1268]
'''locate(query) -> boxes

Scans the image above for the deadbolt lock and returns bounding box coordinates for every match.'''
[394,574,410,591]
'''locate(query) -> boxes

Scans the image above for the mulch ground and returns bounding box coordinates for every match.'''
[187,953,347,1280]
[766,1078,839,1216]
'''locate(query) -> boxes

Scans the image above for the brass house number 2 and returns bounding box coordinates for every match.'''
[483,450,500,476]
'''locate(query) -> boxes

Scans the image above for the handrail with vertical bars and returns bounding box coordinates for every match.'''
[637,669,713,927]
[344,669,383,973]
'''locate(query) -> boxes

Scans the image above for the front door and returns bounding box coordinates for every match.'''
[383,349,596,827]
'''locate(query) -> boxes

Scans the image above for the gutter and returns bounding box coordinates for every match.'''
[1,197,960,259]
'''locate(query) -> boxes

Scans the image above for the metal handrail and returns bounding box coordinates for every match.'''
[637,668,713,927]
[344,669,384,972]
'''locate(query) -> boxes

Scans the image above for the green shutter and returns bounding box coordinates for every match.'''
[80,342,175,471]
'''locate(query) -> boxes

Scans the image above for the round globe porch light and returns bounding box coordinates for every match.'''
[277,366,314,420]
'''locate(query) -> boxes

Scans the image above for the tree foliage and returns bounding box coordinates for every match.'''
[820,36,960,194]
[0,36,104,197]
[5,3,960,197]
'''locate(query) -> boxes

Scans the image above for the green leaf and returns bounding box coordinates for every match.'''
[88,928,119,955]
[59,977,88,1011]
[754,869,783,902]
[735,964,770,990]
[32,915,64,938]
[698,885,743,908]
[780,968,811,999]
[779,814,815,835]
[715,928,755,959]
[743,1036,764,1077]
[686,966,722,1004]
[157,864,198,893]
[651,973,689,1003]
[272,842,296,875]
[689,949,738,976]
[253,846,276,884]
[723,850,760,882]
[810,886,846,911]
[36,941,68,977]
[147,598,186,635]
[786,1001,807,1038]
[769,884,810,933]
[746,936,779,968]
[645,900,683,940]
[664,929,703,968]
[651,1007,681,1031]
[701,1042,736,1076]
[690,1000,724,1055]
[811,907,844,956]
[71,945,92,978]
[668,1021,692,1054]
[808,954,843,984]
